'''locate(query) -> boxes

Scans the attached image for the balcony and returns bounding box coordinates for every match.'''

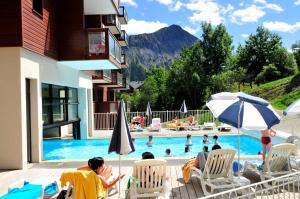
[84,0,119,15]
[102,15,121,34]
[111,70,123,87]
[118,6,128,24]
[115,30,128,46]
[121,76,130,90]
[87,29,121,67]
[92,70,112,83]
[121,53,128,67]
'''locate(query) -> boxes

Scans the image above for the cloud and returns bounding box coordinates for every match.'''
[183,26,199,35]
[231,5,265,24]
[121,0,137,7]
[241,34,249,38]
[252,0,283,12]
[263,21,300,33]
[155,0,173,5]
[295,0,300,5]
[124,19,168,35]
[170,1,183,11]
[185,0,233,26]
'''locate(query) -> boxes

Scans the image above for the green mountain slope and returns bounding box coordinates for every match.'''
[241,73,300,110]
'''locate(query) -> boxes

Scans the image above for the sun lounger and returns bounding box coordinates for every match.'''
[190,149,245,196]
[217,123,232,132]
[148,118,161,132]
[260,143,295,181]
[202,122,216,130]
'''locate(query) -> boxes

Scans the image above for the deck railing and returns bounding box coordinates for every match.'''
[94,109,214,130]
[201,171,300,199]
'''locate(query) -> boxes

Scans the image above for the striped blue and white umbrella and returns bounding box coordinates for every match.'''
[206,92,281,173]
[207,92,281,130]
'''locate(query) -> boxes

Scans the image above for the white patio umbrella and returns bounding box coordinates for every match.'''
[108,100,135,198]
[146,101,152,117]
[206,92,281,173]
[180,100,188,114]
[283,99,300,135]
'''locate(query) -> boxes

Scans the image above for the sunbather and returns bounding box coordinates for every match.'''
[77,157,124,189]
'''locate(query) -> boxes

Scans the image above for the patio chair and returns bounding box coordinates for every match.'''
[129,159,169,199]
[260,143,295,181]
[202,122,216,130]
[190,149,237,196]
[148,118,161,132]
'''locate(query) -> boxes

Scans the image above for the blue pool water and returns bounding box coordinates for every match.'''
[43,135,284,160]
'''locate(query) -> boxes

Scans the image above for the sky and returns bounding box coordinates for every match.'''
[121,0,300,50]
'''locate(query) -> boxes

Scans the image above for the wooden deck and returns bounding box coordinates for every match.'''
[0,165,204,199]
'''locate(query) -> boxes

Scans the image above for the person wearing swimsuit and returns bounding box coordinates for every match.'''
[261,128,276,162]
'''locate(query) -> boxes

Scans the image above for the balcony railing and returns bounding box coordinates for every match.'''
[103,15,121,34]
[111,70,123,86]
[92,70,112,82]
[121,53,127,66]
[87,29,121,65]
[118,6,128,24]
[122,75,130,89]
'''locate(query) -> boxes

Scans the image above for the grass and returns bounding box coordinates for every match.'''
[239,73,300,110]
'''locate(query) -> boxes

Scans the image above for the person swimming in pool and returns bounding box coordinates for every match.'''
[146,135,153,147]
[185,134,192,146]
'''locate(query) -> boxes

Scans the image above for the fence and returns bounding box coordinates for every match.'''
[94,110,214,130]
[201,171,300,199]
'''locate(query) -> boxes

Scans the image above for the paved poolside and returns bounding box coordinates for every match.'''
[0,159,207,199]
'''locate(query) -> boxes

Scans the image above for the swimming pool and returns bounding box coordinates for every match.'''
[43,135,284,160]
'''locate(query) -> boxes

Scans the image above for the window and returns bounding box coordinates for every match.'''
[33,0,43,16]
[42,84,79,125]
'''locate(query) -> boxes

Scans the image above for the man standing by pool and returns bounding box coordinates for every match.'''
[261,128,276,162]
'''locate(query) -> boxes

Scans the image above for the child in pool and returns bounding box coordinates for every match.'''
[185,134,192,146]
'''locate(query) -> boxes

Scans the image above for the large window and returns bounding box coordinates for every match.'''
[42,84,78,125]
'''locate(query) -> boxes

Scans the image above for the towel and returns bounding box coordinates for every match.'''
[181,158,196,184]
[0,182,42,199]
[60,170,107,199]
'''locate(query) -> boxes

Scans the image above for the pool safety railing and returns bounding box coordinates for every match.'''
[94,110,215,130]
[201,171,300,199]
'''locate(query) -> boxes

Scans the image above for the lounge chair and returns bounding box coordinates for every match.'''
[129,159,169,199]
[260,143,295,181]
[202,122,216,130]
[190,149,239,196]
[217,123,232,132]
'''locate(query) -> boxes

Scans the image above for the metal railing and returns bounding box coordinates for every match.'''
[94,110,214,130]
[118,6,128,23]
[120,30,128,43]
[108,31,121,63]
[202,171,300,199]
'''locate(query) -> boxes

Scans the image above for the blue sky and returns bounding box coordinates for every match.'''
[122,0,300,50]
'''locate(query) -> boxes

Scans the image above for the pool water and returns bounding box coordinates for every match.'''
[43,135,284,160]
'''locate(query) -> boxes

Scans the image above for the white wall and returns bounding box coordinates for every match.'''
[0,47,94,169]
[0,48,24,169]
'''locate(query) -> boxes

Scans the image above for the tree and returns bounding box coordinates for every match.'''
[255,64,281,84]
[272,47,297,77]
[292,41,300,70]
[201,23,233,75]
[236,26,282,84]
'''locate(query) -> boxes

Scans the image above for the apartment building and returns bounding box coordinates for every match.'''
[0,0,129,169]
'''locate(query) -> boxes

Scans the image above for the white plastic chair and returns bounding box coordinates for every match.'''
[191,149,236,196]
[129,159,168,199]
[149,118,161,132]
[261,143,295,181]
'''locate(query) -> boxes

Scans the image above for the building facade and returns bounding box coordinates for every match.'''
[0,0,128,169]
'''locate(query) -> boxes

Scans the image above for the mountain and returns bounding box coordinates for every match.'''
[125,25,198,80]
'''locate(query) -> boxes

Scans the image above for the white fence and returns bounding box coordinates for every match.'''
[201,171,300,199]
[94,110,214,130]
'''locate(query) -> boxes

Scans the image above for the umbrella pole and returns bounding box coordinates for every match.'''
[237,102,243,177]
[118,154,121,199]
